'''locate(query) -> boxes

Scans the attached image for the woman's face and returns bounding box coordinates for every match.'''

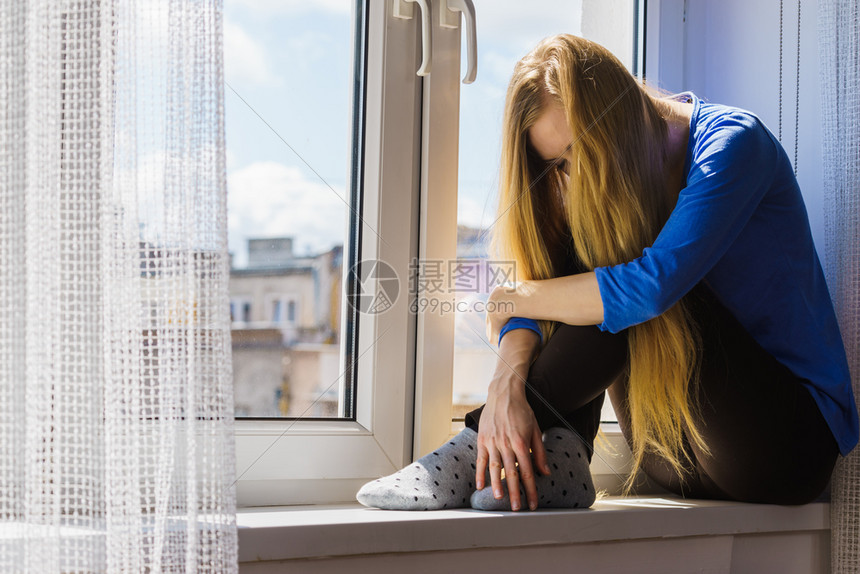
[528,101,573,175]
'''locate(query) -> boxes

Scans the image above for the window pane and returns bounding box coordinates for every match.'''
[453,0,638,425]
[225,1,356,419]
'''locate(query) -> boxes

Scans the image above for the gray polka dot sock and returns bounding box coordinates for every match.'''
[356,427,483,510]
[469,426,596,511]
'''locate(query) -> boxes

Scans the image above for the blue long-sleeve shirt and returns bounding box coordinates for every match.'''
[501,93,858,455]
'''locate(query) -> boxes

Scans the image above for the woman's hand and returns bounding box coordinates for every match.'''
[485,273,605,341]
[475,329,550,511]
[485,283,517,345]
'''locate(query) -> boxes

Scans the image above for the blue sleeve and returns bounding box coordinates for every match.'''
[498,317,542,345]
[595,112,780,333]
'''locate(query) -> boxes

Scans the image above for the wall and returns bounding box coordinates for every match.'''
[675,0,825,261]
[582,0,636,70]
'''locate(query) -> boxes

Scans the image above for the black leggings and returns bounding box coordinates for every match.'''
[465,284,839,505]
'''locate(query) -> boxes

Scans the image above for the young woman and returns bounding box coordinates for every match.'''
[356,34,857,512]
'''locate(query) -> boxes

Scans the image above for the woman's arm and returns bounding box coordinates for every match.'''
[475,327,551,512]
[492,117,781,340]
[592,117,780,334]
[486,272,604,344]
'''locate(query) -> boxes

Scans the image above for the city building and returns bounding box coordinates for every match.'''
[229,238,342,417]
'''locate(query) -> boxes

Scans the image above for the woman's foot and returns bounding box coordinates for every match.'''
[470,426,596,510]
[356,427,483,510]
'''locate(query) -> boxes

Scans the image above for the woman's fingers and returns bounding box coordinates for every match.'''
[512,440,538,511]
[488,448,504,500]
[474,397,545,511]
[500,449,523,511]
[475,442,488,490]
[481,436,523,509]
[488,438,537,512]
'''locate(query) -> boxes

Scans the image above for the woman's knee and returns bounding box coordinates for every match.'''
[528,324,628,387]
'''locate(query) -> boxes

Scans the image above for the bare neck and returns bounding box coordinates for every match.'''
[655,97,693,197]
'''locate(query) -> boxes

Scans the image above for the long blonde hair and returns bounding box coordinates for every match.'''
[493,34,706,489]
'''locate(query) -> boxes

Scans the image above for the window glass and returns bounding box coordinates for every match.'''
[454,0,639,425]
[224,1,354,419]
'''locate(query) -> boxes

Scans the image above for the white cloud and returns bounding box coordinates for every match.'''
[227,161,347,265]
[223,19,275,87]
[285,30,339,68]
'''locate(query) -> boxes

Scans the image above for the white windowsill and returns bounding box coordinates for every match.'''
[236,496,830,564]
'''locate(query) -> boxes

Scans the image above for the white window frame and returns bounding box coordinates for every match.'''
[233,0,673,507]
[234,0,428,507]
[410,0,462,461]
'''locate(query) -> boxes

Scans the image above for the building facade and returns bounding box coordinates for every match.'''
[229,238,342,417]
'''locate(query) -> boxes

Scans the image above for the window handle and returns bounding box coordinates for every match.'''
[440,0,477,84]
[393,0,433,76]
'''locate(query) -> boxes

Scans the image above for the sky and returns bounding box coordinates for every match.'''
[223,0,584,267]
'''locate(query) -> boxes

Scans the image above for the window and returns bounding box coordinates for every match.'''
[266,295,297,325]
[225,0,351,421]
[271,300,281,324]
[229,0,648,506]
[228,0,428,506]
[229,296,252,323]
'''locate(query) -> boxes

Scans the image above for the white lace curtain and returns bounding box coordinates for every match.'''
[820,1,860,572]
[0,0,237,572]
